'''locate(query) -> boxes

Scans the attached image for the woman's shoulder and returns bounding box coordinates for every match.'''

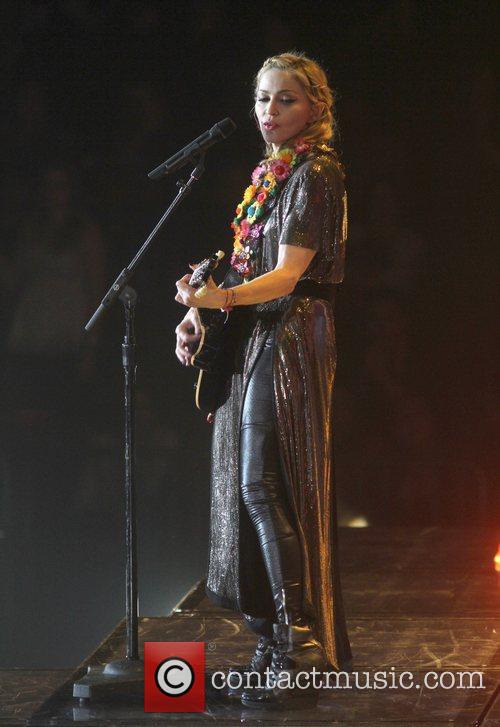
[286,146,346,196]
[305,145,345,177]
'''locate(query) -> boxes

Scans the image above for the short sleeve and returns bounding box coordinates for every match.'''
[278,159,335,253]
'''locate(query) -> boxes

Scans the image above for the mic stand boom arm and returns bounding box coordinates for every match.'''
[85,155,205,332]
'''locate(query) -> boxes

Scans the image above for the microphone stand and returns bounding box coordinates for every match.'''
[73,156,205,701]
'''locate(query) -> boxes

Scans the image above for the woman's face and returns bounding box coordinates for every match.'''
[255,69,317,151]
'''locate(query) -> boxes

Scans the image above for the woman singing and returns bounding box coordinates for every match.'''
[175,52,352,705]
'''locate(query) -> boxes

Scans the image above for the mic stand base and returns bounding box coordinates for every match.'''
[73,657,144,701]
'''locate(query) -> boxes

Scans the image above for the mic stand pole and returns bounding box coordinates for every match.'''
[73,156,205,701]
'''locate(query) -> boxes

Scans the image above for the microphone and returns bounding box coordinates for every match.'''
[148,117,236,180]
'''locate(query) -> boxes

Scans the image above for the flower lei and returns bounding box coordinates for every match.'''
[230,138,311,278]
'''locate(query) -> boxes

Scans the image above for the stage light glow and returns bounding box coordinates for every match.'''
[494,544,500,572]
[346,516,370,528]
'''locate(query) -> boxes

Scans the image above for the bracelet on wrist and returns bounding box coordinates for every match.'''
[222,287,237,310]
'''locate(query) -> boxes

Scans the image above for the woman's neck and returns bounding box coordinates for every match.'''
[270,135,313,155]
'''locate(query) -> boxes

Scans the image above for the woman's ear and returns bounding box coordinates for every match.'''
[308,103,320,124]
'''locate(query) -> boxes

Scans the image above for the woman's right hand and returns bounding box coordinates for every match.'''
[175,307,202,365]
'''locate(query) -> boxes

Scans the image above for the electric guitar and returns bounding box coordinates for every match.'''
[187,252,246,413]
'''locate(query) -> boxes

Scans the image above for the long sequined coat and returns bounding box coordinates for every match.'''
[206,147,352,670]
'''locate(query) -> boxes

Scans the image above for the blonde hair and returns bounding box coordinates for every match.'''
[254,51,337,155]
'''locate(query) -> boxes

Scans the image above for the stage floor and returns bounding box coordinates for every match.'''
[2,525,499,725]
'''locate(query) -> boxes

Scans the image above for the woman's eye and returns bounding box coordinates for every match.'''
[256,96,295,104]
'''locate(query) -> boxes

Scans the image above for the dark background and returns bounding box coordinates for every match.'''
[0,0,497,669]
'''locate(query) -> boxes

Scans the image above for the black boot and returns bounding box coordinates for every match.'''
[241,618,327,707]
[226,614,275,695]
[271,621,327,677]
[240,585,327,706]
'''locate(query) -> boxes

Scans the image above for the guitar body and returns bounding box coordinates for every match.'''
[188,265,246,413]
[191,306,247,413]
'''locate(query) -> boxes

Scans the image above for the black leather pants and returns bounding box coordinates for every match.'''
[240,331,303,627]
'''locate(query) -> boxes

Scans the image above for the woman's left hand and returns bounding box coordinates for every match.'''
[175,274,226,309]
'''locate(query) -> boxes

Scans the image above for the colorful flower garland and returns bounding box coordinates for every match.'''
[230,138,311,278]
